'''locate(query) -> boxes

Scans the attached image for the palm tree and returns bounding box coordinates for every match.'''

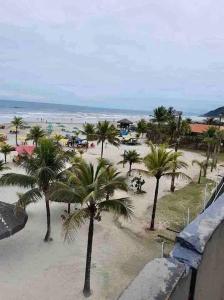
[27,126,45,146]
[119,150,142,175]
[153,106,168,124]
[96,121,119,158]
[211,129,224,171]
[11,116,24,146]
[0,144,14,163]
[0,138,66,241]
[192,159,209,183]
[53,134,64,146]
[82,123,95,142]
[203,127,217,176]
[136,119,147,137]
[139,143,190,230]
[50,160,132,297]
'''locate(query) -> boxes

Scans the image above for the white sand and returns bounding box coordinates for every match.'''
[0,123,219,300]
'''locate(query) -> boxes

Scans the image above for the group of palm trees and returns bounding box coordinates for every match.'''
[0,112,221,297]
[0,136,132,296]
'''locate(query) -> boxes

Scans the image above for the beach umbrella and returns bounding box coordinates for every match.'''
[18,136,27,142]
[59,138,68,146]
[16,145,35,156]
[0,201,28,240]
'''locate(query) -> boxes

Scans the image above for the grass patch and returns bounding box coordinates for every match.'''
[217,152,224,162]
[157,178,215,232]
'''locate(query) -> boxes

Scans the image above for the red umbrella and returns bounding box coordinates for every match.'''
[16,145,35,156]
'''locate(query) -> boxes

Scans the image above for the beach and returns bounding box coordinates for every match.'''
[0,120,219,300]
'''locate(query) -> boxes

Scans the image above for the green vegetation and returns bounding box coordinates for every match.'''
[157,178,215,231]
[0,138,66,242]
[0,144,14,163]
[96,120,119,158]
[119,149,142,175]
[139,143,190,230]
[50,160,133,297]
[11,116,24,146]
[136,118,147,137]
[82,123,95,142]
[27,125,45,146]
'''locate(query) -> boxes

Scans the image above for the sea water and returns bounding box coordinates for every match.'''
[0,99,202,124]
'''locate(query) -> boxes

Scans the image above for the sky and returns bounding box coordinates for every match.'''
[0,0,223,113]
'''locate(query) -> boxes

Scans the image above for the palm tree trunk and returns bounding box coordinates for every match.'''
[4,153,7,164]
[211,145,216,172]
[198,170,201,184]
[204,145,210,177]
[16,127,18,146]
[150,177,160,230]
[83,213,94,297]
[129,162,132,176]
[44,194,52,242]
[100,140,104,158]
[67,202,71,214]
[170,135,179,192]
[170,170,175,192]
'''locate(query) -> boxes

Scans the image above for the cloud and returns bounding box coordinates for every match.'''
[0,0,223,112]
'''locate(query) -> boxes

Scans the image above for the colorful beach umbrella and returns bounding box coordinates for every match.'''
[16,145,35,156]
[59,138,68,146]
[0,201,28,240]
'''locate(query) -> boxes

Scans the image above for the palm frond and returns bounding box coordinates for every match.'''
[17,188,42,208]
[0,173,36,188]
[50,188,81,204]
[63,208,89,242]
[164,171,192,181]
[98,197,133,219]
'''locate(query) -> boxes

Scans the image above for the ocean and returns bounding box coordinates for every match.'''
[0,99,203,124]
[0,99,149,123]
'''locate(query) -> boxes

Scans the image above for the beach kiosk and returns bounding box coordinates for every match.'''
[117,118,133,129]
[117,118,133,136]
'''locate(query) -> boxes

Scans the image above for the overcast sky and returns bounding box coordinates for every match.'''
[0,0,223,113]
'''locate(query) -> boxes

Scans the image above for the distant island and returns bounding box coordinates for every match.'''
[203,106,224,117]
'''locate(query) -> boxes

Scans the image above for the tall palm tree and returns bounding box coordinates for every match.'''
[0,138,66,241]
[27,126,45,146]
[192,159,210,183]
[96,121,119,158]
[11,116,24,146]
[82,123,95,142]
[50,160,132,297]
[139,143,190,230]
[0,144,14,163]
[203,127,217,176]
[119,150,142,175]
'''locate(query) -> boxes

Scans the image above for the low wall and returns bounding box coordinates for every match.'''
[118,190,224,300]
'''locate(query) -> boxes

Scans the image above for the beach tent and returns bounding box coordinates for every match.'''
[16,145,35,156]
[0,201,28,240]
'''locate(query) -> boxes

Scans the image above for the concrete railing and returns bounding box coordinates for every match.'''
[118,186,224,300]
